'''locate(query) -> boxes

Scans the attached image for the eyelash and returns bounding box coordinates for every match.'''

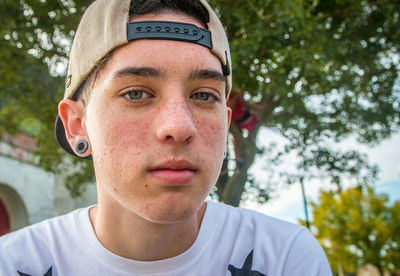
[191,91,220,103]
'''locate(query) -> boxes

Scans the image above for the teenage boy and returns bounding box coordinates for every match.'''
[0,1,332,275]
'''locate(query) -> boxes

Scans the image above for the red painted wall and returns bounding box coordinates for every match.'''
[0,198,10,236]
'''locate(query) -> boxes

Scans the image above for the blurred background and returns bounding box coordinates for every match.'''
[0,0,399,275]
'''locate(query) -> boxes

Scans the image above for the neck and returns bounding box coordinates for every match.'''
[89,201,206,261]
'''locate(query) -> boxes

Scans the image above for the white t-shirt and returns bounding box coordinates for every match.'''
[0,201,332,275]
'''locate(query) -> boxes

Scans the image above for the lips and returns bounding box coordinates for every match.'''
[149,160,198,185]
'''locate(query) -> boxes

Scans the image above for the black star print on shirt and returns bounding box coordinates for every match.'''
[18,267,52,276]
[228,250,266,276]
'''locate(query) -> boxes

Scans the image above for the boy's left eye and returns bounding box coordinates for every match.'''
[191,92,219,103]
[122,88,152,101]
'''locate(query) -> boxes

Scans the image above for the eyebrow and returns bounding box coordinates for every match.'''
[113,67,165,80]
[112,66,225,83]
[188,69,226,82]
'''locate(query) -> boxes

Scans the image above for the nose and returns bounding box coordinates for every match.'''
[155,98,196,143]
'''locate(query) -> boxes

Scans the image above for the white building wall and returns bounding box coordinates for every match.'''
[53,173,97,217]
[0,137,97,231]
[0,154,53,225]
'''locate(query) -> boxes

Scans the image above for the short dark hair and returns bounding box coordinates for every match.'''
[74,0,210,105]
[129,0,209,26]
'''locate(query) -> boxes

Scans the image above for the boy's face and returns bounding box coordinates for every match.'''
[83,13,231,223]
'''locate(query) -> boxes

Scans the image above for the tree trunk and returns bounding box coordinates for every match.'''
[219,161,251,206]
[216,158,229,199]
[216,123,260,206]
[215,94,276,206]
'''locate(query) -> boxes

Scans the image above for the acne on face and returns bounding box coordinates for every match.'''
[83,13,231,224]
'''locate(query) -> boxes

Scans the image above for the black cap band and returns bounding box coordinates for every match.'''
[127,21,213,49]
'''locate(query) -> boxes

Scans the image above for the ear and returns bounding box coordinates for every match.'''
[226,106,232,128]
[58,99,91,157]
[225,106,232,155]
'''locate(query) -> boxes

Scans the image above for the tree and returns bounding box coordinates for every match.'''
[0,0,399,203]
[211,0,399,205]
[308,186,400,275]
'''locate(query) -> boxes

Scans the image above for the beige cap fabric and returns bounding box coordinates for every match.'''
[56,0,232,159]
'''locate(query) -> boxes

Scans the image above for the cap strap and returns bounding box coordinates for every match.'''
[127,21,212,49]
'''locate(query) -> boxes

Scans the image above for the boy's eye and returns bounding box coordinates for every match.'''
[128,90,143,100]
[123,89,152,101]
[193,92,210,101]
[191,92,219,103]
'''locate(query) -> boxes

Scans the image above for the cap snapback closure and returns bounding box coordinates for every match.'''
[127,21,213,49]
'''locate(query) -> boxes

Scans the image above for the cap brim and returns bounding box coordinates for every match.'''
[55,115,92,161]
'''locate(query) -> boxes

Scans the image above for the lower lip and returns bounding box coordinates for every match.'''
[150,169,196,185]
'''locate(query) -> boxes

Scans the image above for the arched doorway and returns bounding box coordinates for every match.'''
[0,183,28,234]
[0,197,10,236]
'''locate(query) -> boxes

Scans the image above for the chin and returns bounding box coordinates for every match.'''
[137,196,204,225]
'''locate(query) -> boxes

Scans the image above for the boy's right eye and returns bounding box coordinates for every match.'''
[123,89,152,101]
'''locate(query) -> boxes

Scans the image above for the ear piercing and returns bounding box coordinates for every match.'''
[76,140,89,154]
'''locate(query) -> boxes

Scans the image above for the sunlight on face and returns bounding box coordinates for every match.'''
[84,13,231,224]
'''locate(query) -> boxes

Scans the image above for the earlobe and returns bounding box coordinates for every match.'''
[76,140,89,154]
[58,99,91,156]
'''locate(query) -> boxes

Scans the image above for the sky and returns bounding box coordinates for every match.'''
[242,129,400,224]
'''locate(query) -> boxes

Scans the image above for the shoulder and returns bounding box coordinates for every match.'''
[0,207,88,275]
[0,207,83,245]
[206,201,332,275]
[281,228,333,275]
[210,200,305,237]
[207,200,308,256]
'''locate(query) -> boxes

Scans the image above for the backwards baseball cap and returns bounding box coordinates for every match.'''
[55,0,232,159]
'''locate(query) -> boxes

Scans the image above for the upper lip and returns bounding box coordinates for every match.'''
[150,160,198,171]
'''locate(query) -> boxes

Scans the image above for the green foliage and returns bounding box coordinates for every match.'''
[212,0,399,205]
[308,186,400,274]
[0,0,399,201]
[0,0,93,196]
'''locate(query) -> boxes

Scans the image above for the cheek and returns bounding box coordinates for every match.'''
[199,122,225,148]
[195,113,228,164]
[86,108,152,163]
